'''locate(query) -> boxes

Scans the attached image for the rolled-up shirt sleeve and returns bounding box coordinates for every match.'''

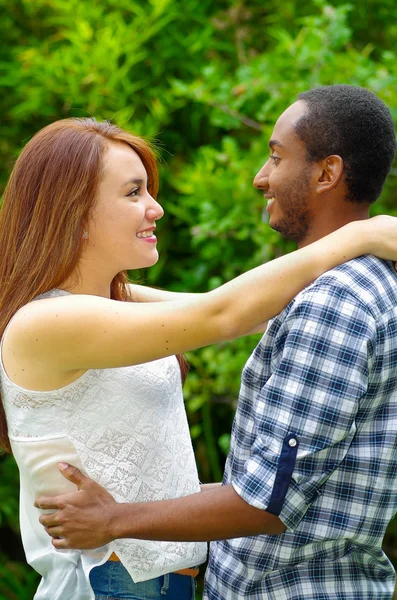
[231,281,377,531]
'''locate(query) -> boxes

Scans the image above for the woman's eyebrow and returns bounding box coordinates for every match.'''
[121,177,145,187]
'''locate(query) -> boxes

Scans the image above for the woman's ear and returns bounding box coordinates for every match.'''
[316,155,344,194]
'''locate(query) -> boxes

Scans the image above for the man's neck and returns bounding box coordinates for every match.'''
[297,206,370,249]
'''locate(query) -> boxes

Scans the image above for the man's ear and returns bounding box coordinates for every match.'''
[316,155,344,194]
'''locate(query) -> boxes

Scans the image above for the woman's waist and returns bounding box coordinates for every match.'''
[109,538,207,583]
[11,434,200,499]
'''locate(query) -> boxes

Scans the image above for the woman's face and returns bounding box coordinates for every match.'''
[85,141,164,274]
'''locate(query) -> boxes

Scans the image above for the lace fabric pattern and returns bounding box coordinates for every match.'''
[0,289,207,588]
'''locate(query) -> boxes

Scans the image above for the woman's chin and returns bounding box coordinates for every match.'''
[126,254,160,271]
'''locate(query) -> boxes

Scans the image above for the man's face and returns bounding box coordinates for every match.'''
[254,101,316,245]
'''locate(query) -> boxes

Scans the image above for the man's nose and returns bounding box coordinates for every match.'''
[253,164,269,189]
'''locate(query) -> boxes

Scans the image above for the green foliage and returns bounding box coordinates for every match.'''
[0,456,19,531]
[1,0,397,596]
[0,455,40,597]
[0,556,39,600]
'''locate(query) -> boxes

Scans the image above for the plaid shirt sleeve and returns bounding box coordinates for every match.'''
[231,280,377,531]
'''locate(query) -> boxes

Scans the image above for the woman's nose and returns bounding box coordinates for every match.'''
[147,197,164,221]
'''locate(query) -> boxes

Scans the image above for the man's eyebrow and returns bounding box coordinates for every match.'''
[269,140,284,150]
[121,177,145,187]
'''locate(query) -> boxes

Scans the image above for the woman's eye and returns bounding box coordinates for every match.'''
[126,187,139,197]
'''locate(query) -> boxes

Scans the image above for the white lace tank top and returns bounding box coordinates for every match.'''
[0,289,207,600]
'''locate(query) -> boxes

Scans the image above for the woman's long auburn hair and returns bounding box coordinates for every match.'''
[0,118,187,453]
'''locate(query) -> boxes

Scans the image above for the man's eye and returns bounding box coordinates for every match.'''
[270,155,281,165]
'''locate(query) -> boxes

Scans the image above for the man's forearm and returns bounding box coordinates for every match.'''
[36,469,286,550]
[111,484,286,542]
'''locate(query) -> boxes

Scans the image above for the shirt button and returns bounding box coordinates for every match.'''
[289,438,297,447]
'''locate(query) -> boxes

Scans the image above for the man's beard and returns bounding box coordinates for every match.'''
[270,170,312,244]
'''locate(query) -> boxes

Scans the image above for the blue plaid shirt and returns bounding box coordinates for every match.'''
[204,256,397,600]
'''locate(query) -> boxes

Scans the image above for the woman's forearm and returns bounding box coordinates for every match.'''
[128,284,198,303]
[205,219,377,340]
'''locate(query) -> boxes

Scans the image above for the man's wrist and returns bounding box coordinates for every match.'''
[108,502,132,541]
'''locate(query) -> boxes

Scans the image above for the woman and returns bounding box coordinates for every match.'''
[1,118,397,600]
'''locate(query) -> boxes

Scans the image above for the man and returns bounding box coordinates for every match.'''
[37,85,397,599]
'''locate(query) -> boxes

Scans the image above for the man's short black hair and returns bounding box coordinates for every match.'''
[295,85,396,204]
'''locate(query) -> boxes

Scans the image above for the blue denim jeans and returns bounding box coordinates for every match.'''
[89,560,196,600]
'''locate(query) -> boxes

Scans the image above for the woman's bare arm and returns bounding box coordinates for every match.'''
[127,284,197,303]
[5,216,397,374]
[127,285,268,334]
